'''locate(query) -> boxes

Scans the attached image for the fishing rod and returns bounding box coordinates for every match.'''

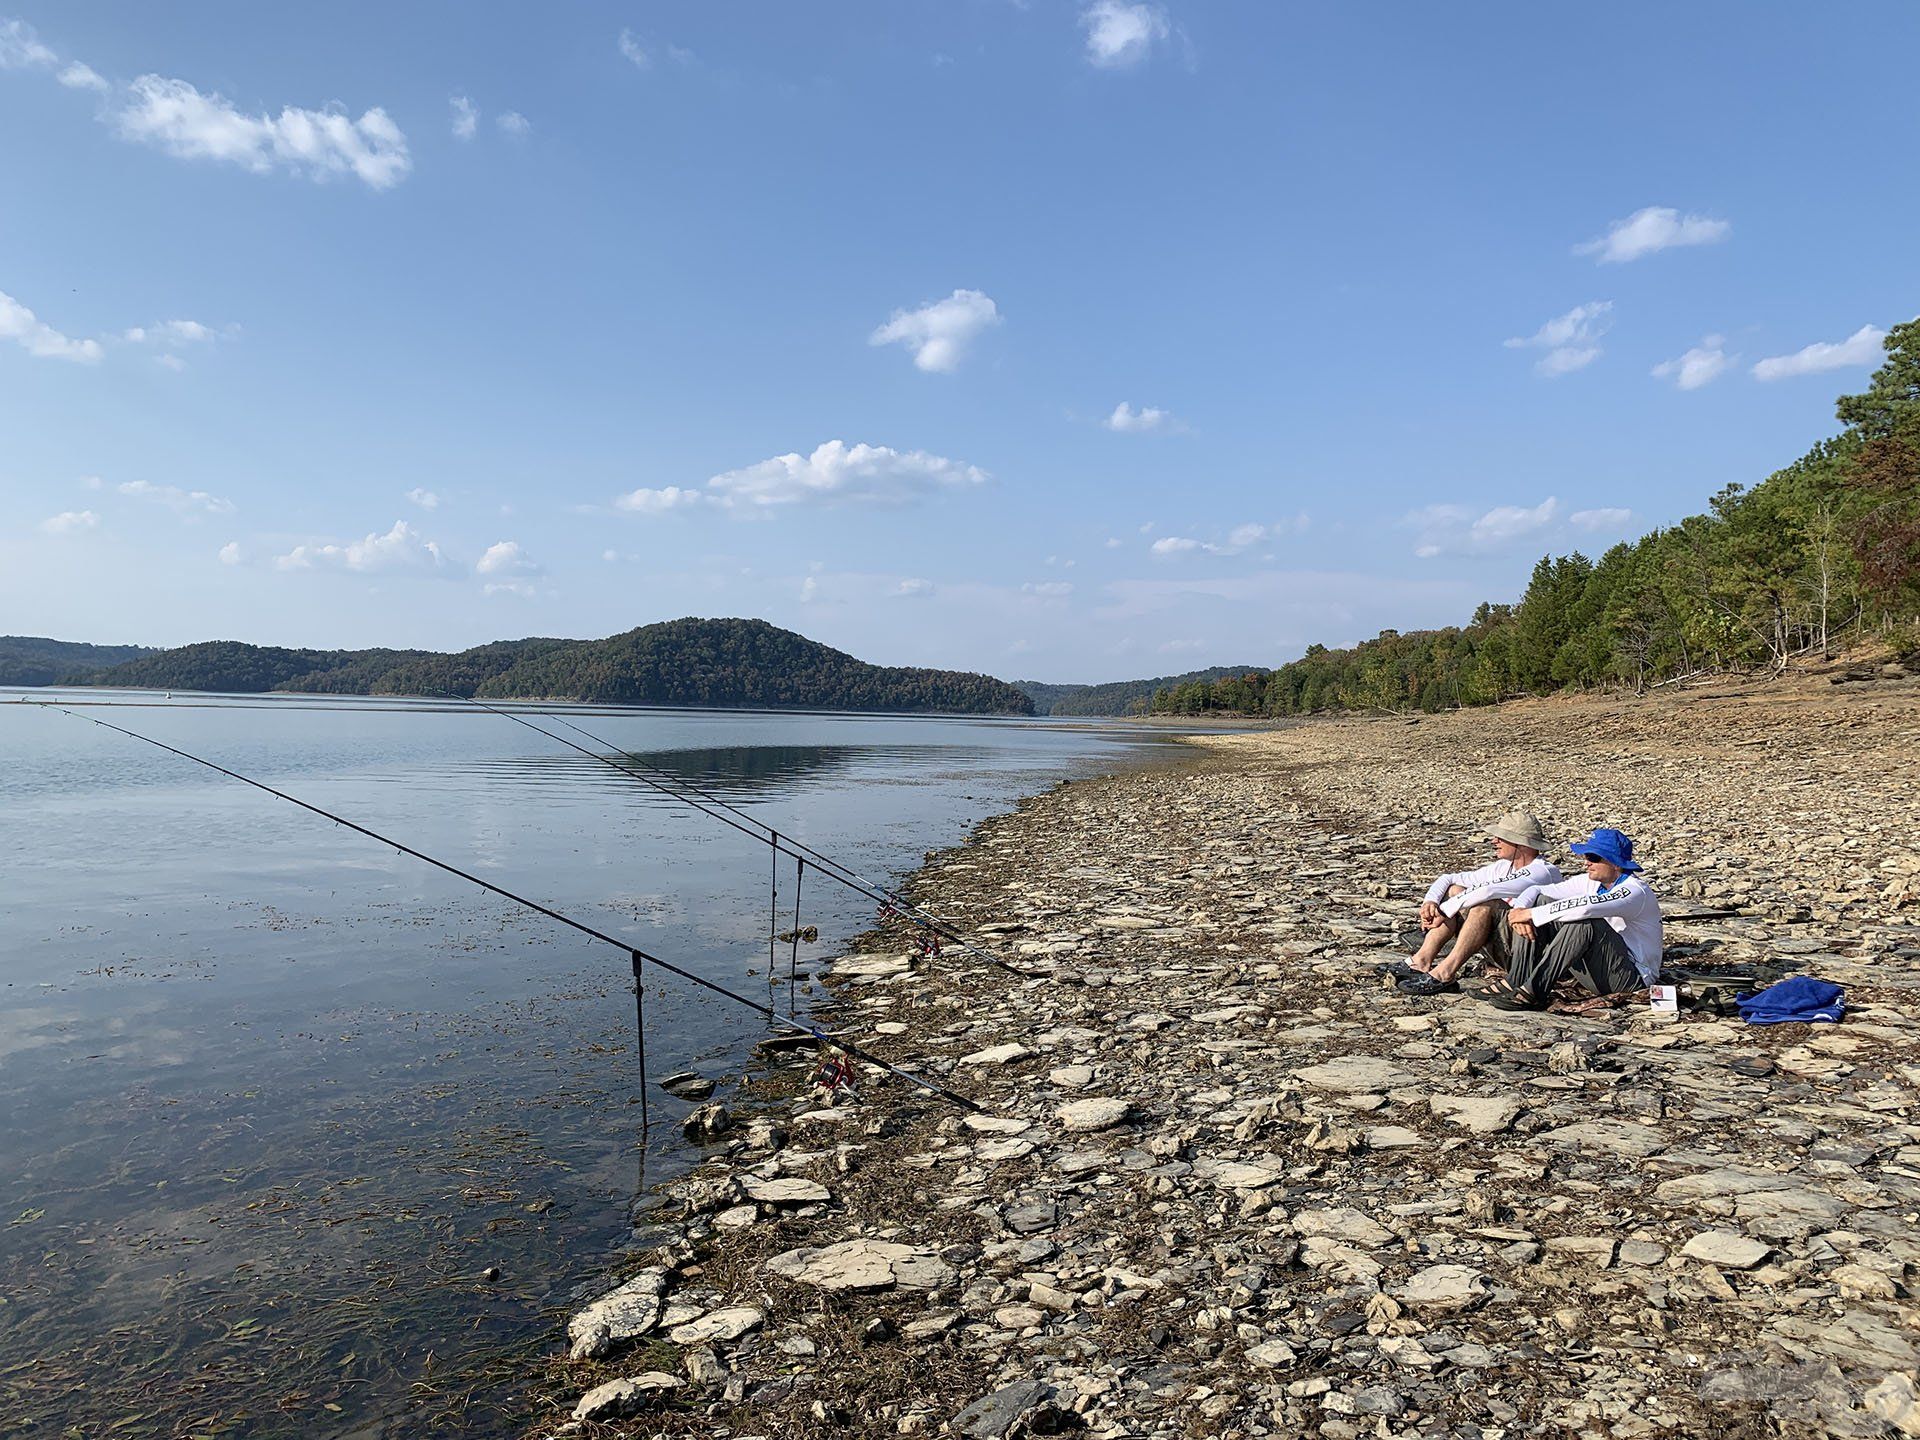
[21,700,980,1112]
[439,693,1033,978]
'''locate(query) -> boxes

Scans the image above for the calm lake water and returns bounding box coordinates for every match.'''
[0,691,1172,1438]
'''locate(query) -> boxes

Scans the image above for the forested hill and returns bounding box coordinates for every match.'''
[1016,666,1263,716]
[71,619,1036,715]
[0,636,157,687]
[1150,318,1920,718]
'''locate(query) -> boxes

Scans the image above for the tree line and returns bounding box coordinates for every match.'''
[1150,320,1920,717]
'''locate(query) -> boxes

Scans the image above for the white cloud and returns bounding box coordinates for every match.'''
[1405,498,1560,557]
[614,484,711,515]
[275,520,446,574]
[121,318,222,368]
[405,487,440,510]
[495,110,530,138]
[1752,324,1887,382]
[155,353,185,372]
[869,289,1000,373]
[118,479,235,515]
[476,539,542,595]
[0,18,55,70]
[1651,335,1730,391]
[1105,401,1180,433]
[1022,581,1074,597]
[1148,516,1307,558]
[893,577,935,598]
[1104,536,1123,549]
[114,75,411,189]
[40,509,98,534]
[1081,1,1171,68]
[706,440,988,508]
[799,576,818,603]
[0,288,103,363]
[1576,207,1730,264]
[218,541,243,564]
[57,61,107,92]
[1570,507,1633,532]
[618,29,650,68]
[1506,301,1611,377]
[450,95,477,141]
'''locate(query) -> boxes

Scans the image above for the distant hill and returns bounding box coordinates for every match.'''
[1016,666,1264,716]
[70,618,1034,715]
[0,635,158,687]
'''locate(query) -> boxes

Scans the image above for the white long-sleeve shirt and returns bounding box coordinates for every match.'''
[1424,857,1563,917]
[1514,875,1664,985]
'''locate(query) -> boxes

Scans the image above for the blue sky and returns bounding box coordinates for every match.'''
[3,2,1915,682]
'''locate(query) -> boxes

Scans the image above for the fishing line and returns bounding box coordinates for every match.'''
[439,693,1032,978]
[21,701,981,1112]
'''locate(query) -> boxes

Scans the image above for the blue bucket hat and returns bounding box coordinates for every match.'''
[1569,828,1641,873]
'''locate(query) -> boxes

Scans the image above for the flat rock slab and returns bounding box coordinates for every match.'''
[572,1373,682,1423]
[741,1176,831,1205]
[1293,1056,1417,1093]
[668,1305,764,1346]
[1056,1097,1132,1132]
[1392,1263,1490,1310]
[964,1114,1031,1135]
[1366,1125,1425,1150]
[1681,1231,1773,1269]
[1245,1339,1299,1367]
[1538,1120,1668,1158]
[1291,1207,1394,1247]
[828,954,912,979]
[765,1238,955,1293]
[1429,1094,1521,1134]
[1653,1167,1850,1235]
[959,1042,1033,1066]
[954,1379,1061,1440]
[566,1266,668,1359]
[1198,1158,1286,1190]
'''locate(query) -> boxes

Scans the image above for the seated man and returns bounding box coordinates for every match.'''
[1481,827,1662,1010]
[1394,812,1561,996]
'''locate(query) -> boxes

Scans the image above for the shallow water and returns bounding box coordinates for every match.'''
[0,692,1167,1438]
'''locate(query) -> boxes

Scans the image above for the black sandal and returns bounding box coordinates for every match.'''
[1397,973,1458,997]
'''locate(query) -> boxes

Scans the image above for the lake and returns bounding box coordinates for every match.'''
[0,691,1173,1438]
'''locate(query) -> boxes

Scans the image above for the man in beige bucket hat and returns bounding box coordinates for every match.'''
[1387,812,1562,996]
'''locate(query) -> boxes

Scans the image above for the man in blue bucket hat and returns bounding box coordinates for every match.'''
[1479,827,1664,1010]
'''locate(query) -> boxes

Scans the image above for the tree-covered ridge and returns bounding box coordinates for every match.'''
[73,618,1035,715]
[1151,319,1920,717]
[0,636,157,687]
[1016,666,1264,716]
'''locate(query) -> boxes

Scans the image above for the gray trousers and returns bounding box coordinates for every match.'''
[1503,917,1643,998]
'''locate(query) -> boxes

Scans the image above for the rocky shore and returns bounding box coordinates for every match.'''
[534,673,1920,1439]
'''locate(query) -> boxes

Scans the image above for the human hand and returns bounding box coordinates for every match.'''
[1418,901,1442,928]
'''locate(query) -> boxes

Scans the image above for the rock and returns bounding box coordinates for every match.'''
[741,1176,832,1206]
[1246,1338,1299,1367]
[1292,1207,1394,1247]
[681,1102,731,1140]
[668,1306,764,1345]
[1028,1281,1077,1313]
[953,1379,1062,1440]
[1429,1094,1521,1134]
[566,1267,668,1359]
[901,1310,960,1342]
[1537,1120,1667,1157]
[1056,1097,1131,1132]
[1865,1373,1920,1437]
[1292,1056,1416,1093]
[1681,1231,1773,1269]
[1834,1262,1900,1300]
[959,1042,1033,1066]
[683,1346,726,1384]
[571,1373,682,1422]
[1048,1064,1095,1088]
[1618,1239,1668,1267]
[1544,1235,1616,1267]
[1392,1264,1489,1310]
[1365,1125,1424,1150]
[1653,1167,1850,1235]
[765,1238,956,1292]
[658,1070,715,1100]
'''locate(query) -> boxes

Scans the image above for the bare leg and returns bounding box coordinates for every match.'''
[1409,885,1466,972]
[1431,904,1500,982]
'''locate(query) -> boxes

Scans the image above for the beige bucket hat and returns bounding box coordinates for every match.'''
[1486,811,1551,850]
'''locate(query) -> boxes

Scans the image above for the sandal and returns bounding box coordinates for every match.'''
[1397,973,1458,997]
[1487,987,1541,1012]
[1376,960,1422,981]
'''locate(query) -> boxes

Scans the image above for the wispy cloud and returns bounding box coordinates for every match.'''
[1576,207,1730,264]
[618,29,650,69]
[1505,301,1611,377]
[0,287,103,363]
[893,577,935,598]
[1405,498,1560,557]
[706,440,989,508]
[40,509,98,534]
[870,289,1000,373]
[1105,401,1181,433]
[275,520,446,574]
[1651,335,1731,391]
[118,479,235,515]
[613,485,712,515]
[1752,324,1887,382]
[1149,516,1308,557]
[1022,581,1074,597]
[114,75,410,189]
[495,110,530,139]
[0,18,55,70]
[450,95,477,141]
[1570,507,1633,532]
[405,487,440,510]
[1081,1,1172,69]
[57,60,107,92]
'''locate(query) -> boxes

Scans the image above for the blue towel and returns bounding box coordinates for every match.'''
[1736,975,1845,1026]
